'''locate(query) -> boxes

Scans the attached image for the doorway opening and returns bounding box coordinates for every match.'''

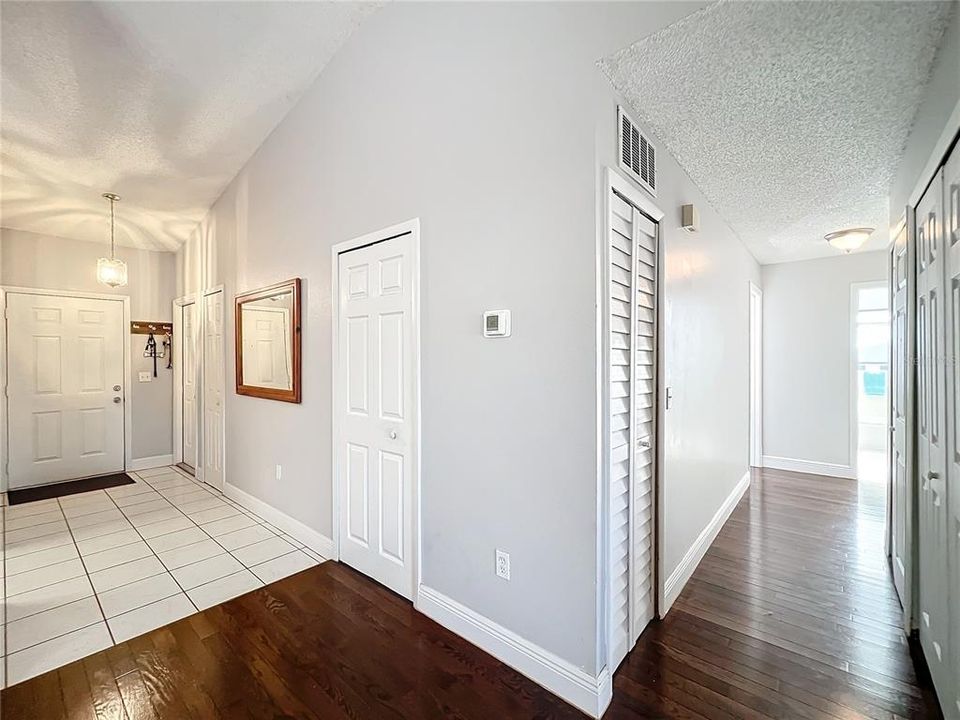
[852,281,890,502]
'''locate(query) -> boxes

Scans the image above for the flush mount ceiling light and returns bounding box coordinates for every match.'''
[97,192,128,287]
[825,227,874,253]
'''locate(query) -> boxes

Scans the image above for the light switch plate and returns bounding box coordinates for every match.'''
[138,371,152,382]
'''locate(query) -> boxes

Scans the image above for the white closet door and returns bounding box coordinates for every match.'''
[336,232,416,600]
[889,218,914,627]
[6,293,125,488]
[631,204,657,645]
[941,140,960,716]
[202,290,225,490]
[916,169,950,699]
[607,189,657,671]
[182,302,198,471]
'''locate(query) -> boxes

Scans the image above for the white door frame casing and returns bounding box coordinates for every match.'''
[330,218,422,598]
[749,282,763,468]
[172,294,197,470]
[0,286,133,491]
[598,167,665,679]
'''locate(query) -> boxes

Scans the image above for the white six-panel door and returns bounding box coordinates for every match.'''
[916,169,951,698]
[202,289,225,491]
[182,301,199,472]
[336,231,415,599]
[6,292,125,488]
[889,217,914,628]
[940,140,960,717]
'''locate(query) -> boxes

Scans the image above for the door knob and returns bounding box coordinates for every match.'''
[113,385,121,392]
[113,397,122,404]
[638,438,651,449]
[389,431,398,440]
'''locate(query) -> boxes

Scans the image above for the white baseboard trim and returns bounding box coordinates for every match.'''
[223,481,335,559]
[761,455,856,480]
[663,470,750,613]
[129,454,174,472]
[416,585,611,718]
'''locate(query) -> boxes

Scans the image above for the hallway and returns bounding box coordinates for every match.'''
[1,467,939,718]
[609,466,941,719]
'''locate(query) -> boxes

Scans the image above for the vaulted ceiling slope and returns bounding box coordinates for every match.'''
[1,1,376,251]
[600,1,955,264]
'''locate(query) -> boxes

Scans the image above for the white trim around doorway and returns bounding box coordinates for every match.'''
[0,285,133,492]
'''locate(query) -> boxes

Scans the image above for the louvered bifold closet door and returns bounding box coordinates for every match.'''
[608,190,657,673]
[631,204,657,646]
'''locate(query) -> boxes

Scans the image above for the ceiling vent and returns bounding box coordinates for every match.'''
[618,106,656,197]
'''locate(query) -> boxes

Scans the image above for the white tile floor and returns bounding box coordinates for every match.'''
[0,465,325,688]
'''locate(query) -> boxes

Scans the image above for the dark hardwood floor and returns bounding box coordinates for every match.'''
[2,466,941,719]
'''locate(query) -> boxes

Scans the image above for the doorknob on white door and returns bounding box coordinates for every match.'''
[389,431,397,440]
[113,385,122,392]
[113,397,122,404]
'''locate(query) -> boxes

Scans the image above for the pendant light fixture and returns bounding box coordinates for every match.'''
[824,227,874,254]
[97,192,128,287]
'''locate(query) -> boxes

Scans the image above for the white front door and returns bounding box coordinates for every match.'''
[6,292,125,488]
[182,301,198,471]
[202,290,225,490]
[336,231,416,599]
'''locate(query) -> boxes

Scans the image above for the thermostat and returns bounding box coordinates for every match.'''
[483,310,511,338]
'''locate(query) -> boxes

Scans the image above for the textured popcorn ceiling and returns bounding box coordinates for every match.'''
[600,1,955,264]
[1,2,377,250]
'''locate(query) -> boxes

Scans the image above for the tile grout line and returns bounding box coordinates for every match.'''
[139,473,259,573]
[56,494,116,645]
[140,470,306,575]
[101,482,201,615]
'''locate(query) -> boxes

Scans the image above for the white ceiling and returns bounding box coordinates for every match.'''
[600,1,955,264]
[1,1,377,251]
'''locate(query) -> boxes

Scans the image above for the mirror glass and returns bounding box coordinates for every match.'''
[240,291,294,390]
[235,279,301,403]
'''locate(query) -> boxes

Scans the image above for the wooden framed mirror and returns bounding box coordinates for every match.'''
[235,278,301,403]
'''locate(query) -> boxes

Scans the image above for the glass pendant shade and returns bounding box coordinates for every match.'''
[97,192,128,288]
[97,256,128,287]
[825,227,873,253]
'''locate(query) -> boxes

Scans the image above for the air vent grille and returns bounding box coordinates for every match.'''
[618,106,656,197]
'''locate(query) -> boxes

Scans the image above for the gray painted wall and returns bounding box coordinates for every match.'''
[1,227,177,460]
[177,1,758,676]
[761,251,888,468]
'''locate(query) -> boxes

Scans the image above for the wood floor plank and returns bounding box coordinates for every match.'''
[1,466,942,719]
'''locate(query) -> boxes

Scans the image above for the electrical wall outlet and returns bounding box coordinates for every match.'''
[138,371,152,382]
[495,549,510,580]
[275,464,282,481]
